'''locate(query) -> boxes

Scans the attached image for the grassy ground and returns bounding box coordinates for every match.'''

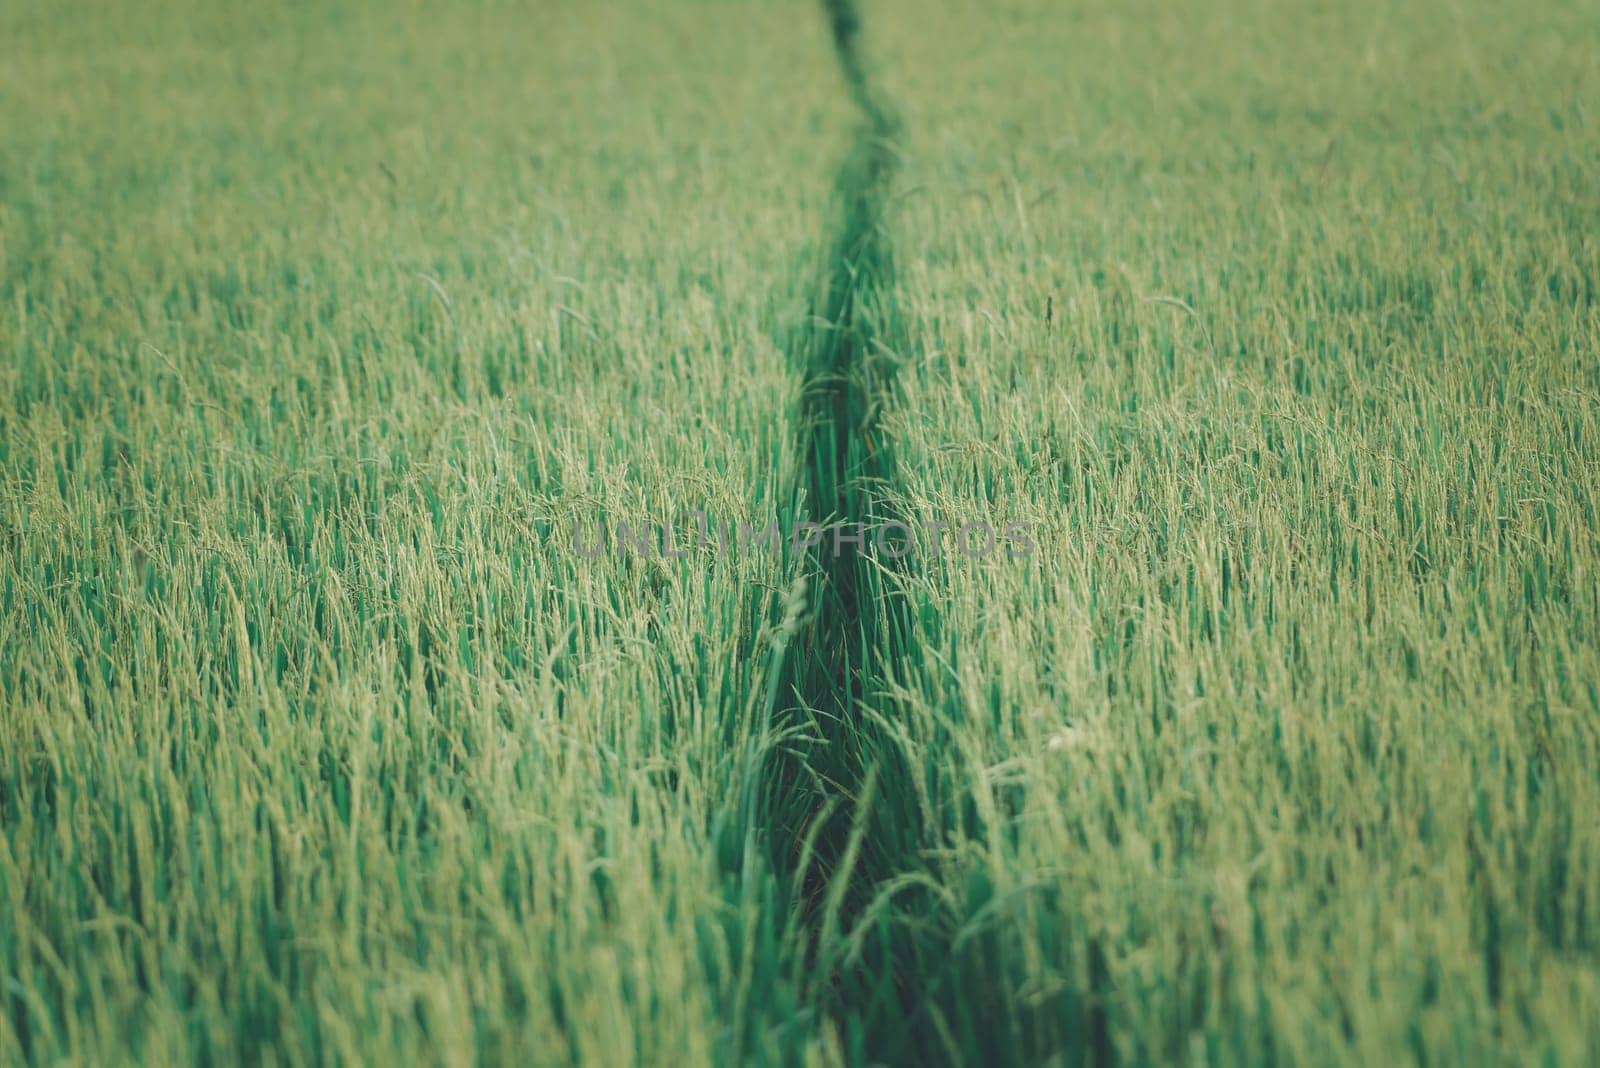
[3,0,1598,1064]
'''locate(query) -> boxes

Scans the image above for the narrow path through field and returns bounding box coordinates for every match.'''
[748,6,1112,1062]
[754,0,936,1059]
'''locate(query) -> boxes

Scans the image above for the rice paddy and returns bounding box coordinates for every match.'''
[3,0,1598,1064]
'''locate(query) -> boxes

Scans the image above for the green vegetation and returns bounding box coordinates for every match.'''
[3,0,1598,1064]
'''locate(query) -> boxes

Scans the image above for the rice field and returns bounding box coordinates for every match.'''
[2,0,1598,1064]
